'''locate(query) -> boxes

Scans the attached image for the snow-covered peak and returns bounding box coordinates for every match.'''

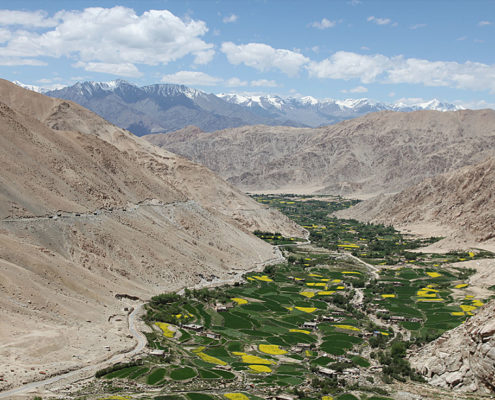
[415,99,464,111]
[13,81,44,93]
[142,83,206,100]
[299,96,319,106]
[392,98,464,112]
[218,93,285,110]
[219,93,463,114]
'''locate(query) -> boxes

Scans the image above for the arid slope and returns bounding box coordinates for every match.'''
[145,110,495,196]
[0,79,304,390]
[410,299,495,393]
[336,158,495,246]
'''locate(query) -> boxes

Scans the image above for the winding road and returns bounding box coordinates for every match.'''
[1,199,194,224]
[345,252,380,280]
[0,304,146,399]
[0,235,292,398]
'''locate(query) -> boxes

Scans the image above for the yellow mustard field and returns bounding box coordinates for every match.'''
[290,329,311,334]
[248,364,272,373]
[155,322,175,338]
[224,393,249,400]
[259,344,287,355]
[231,297,248,304]
[295,306,317,313]
[333,324,360,332]
[232,352,275,364]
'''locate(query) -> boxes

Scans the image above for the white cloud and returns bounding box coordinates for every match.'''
[410,23,426,30]
[308,50,495,93]
[0,10,60,27]
[161,71,222,86]
[193,50,215,65]
[349,85,368,93]
[0,7,214,68]
[222,14,238,23]
[74,61,142,77]
[0,28,11,43]
[225,77,248,87]
[453,99,495,110]
[457,36,467,41]
[251,79,278,87]
[478,20,492,26]
[388,91,396,97]
[0,56,47,66]
[221,42,309,76]
[310,18,336,29]
[367,16,392,25]
[386,58,495,91]
[160,71,249,88]
[308,51,393,83]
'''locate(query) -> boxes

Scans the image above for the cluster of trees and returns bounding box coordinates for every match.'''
[184,287,230,303]
[309,376,340,393]
[95,360,143,378]
[374,341,425,383]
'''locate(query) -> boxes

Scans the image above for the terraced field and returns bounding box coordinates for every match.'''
[93,196,494,400]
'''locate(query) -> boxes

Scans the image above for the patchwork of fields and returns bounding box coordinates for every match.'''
[93,196,494,400]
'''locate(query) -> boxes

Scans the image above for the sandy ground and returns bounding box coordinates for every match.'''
[245,187,385,200]
[246,185,327,196]
[0,298,138,395]
[2,247,285,399]
[396,221,495,253]
[449,258,495,300]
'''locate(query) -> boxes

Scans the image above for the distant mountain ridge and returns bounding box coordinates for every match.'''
[218,93,463,127]
[41,79,276,135]
[13,80,464,135]
[146,109,495,198]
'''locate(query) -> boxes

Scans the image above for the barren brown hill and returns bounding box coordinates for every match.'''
[409,299,495,393]
[145,110,495,197]
[0,79,304,391]
[336,158,495,247]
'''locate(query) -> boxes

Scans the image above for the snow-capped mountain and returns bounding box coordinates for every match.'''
[13,81,46,93]
[218,93,464,126]
[12,79,465,135]
[43,80,279,135]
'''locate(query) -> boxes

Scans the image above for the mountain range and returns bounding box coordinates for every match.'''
[217,93,463,128]
[14,80,463,135]
[145,109,495,198]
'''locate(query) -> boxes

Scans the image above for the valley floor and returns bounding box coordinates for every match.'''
[5,195,495,400]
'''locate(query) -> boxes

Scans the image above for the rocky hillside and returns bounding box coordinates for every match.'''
[145,109,495,197]
[336,158,495,244]
[0,79,303,390]
[410,300,495,393]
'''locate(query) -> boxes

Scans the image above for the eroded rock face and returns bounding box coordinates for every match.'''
[145,109,495,198]
[336,158,495,244]
[410,300,495,393]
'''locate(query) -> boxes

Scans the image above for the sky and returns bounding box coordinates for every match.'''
[0,0,494,108]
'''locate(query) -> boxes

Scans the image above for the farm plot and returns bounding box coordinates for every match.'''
[97,195,493,400]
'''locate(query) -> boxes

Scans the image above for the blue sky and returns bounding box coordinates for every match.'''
[0,0,494,108]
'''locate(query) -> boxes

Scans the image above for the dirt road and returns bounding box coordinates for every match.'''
[0,304,146,399]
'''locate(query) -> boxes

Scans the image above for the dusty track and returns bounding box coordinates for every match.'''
[0,243,289,398]
[0,304,146,399]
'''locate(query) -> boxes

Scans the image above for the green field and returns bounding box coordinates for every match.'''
[96,195,494,400]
